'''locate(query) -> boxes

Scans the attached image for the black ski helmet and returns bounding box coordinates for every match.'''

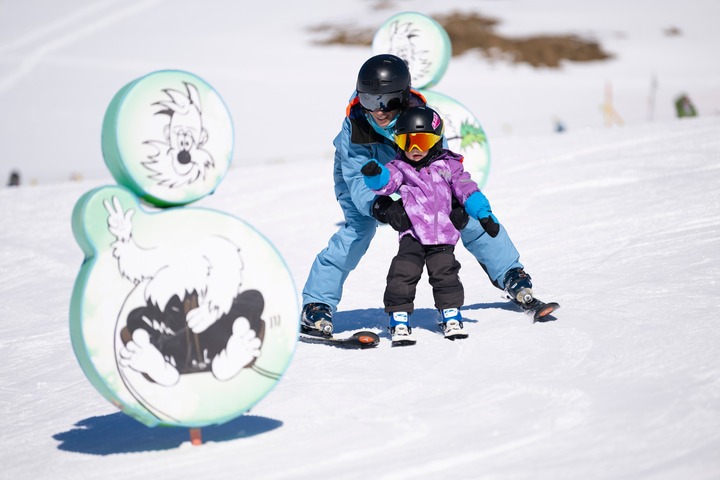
[394,106,444,154]
[394,106,444,136]
[356,54,411,111]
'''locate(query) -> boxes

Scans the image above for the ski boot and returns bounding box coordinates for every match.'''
[439,308,469,340]
[300,303,334,337]
[503,268,559,321]
[504,268,534,304]
[388,312,416,346]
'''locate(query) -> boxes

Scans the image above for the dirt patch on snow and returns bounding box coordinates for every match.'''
[309,11,613,68]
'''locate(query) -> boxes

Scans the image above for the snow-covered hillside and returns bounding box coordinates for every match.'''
[1,0,720,478]
[2,116,719,479]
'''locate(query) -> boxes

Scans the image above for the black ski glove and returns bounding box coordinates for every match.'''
[372,196,411,232]
[449,195,470,230]
[465,191,500,238]
[479,216,500,238]
[361,161,382,176]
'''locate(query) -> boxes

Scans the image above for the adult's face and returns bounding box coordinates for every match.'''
[368,109,399,128]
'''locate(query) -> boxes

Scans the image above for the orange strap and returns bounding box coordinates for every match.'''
[345,96,361,117]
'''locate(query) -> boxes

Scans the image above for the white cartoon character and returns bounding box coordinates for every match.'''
[104,196,264,387]
[143,82,215,188]
[387,20,432,82]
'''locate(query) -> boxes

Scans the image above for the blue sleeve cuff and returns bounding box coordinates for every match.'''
[464,191,491,219]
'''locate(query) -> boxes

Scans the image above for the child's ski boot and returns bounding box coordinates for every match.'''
[389,312,416,347]
[439,308,469,340]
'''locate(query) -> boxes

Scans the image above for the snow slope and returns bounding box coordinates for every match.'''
[1,1,720,479]
[2,116,719,479]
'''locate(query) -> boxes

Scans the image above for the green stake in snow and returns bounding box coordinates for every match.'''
[70,71,299,439]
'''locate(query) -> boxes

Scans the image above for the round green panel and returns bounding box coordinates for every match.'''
[70,185,298,427]
[420,89,491,188]
[372,12,452,90]
[102,70,233,207]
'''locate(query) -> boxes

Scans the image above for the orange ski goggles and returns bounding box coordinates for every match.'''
[394,132,443,152]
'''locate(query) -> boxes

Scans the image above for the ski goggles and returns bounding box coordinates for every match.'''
[358,91,404,112]
[394,132,443,152]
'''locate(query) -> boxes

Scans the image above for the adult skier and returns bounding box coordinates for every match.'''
[300,53,551,336]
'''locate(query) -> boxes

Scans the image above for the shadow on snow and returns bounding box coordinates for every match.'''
[53,412,282,455]
[333,301,515,337]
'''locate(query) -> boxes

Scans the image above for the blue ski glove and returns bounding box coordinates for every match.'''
[464,191,500,237]
[361,160,390,191]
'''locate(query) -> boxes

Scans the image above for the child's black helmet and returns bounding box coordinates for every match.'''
[394,106,444,153]
[356,54,411,111]
[394,106,444,136]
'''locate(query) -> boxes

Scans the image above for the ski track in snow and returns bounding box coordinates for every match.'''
[0,0,168,94]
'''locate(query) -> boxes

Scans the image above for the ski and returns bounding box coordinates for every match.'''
[443,329,469,340]
[391,337,417,347]
[440,318,469,340]
[507,295,560,322]
[390,322,416,347]
[299,330,380,349]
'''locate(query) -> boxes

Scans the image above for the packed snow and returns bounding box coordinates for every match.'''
[1,1,719,479]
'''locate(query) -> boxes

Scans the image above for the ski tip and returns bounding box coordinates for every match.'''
[391,339,417,347]
[534,302,560,322]
[444,333,469,341]
[352,331,380,348]
[536,305,556,318]
[356,333,380,346]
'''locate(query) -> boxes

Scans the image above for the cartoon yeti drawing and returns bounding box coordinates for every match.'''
[104,196,264,387]
[143,82,215,188]
[386,20,432,82]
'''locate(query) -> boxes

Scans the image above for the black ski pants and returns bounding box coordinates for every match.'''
[384,235,464,313]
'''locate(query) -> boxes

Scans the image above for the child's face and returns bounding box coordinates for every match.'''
[404,149,429,162]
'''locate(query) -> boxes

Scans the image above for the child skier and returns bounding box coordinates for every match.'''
[361,106,501,346]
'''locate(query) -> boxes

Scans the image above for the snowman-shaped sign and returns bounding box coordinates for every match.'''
[372,12,492,188]
[70,70,298,439]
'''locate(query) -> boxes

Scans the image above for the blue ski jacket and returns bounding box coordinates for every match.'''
[332,90,427,218]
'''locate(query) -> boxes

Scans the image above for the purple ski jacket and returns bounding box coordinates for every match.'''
[371,149,481,246]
